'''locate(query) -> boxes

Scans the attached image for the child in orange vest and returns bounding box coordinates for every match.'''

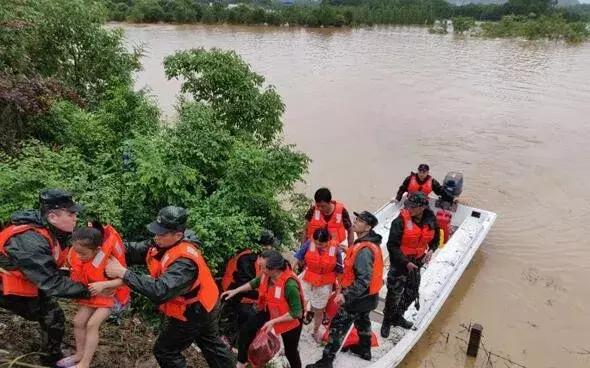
[294,228,343,343]
[57,227,127,368]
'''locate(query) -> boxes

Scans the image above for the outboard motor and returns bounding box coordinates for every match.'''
[443,171,463,199]
[437,171,463,208]
[436,172,463,245]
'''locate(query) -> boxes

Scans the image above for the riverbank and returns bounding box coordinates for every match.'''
[0,303,208,368]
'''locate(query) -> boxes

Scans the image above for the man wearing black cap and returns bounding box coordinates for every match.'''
[219,229,279,347]
[306,211,384,368]
[105,206,233,368]
[394,164,444,202]
[381,192,440,338]
[0,189,91,366]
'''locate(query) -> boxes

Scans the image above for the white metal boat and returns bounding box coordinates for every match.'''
[292,197,497,368]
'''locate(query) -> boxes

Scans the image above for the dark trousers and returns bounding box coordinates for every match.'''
[0,294,65,365]
[153,303,234,368]
[321,308,372,361]
[237,310,302,368]
[236,302,256,326]
[383,266,422,323]
[219,300,257,347]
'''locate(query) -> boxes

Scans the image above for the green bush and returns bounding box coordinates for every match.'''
[481,14,589,42]
[27,0,142,105]
[107,2,130,21]
[128,0,165,23]
[1,1,144,154]
[564,22,590,43]
[0,142,92,222]
[452,16,475,33]
[164,49,286,144]
[162,0,203,23]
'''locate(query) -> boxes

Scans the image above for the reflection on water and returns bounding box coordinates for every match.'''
[119,23,590,368]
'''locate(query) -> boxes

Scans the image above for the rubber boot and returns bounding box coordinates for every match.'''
[305,355,334,368]
[392,314,414,329]
[348,335,372,361]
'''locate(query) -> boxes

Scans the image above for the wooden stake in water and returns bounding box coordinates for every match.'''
[466,323,483,357]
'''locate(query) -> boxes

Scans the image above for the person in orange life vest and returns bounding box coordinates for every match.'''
[301,187,354,248]
[381,192,440,338]
[105,206,233,368]
[294,228,343,343]
[0,189,99,367]
[85,217,130,323]
[221,250,304,368]
[55,228,127,368]
[394,164,444,202]
[306,211,384,368]
[219,229,279,346]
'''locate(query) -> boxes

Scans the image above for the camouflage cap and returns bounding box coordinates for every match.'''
[353,210,379,228]
[147,206,188,235]
[405,192,430,208]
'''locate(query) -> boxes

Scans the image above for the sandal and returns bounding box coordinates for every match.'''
[303,311,314,325]
[56,356,79,368]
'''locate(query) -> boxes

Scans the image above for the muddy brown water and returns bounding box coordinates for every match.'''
[119,23,590,368]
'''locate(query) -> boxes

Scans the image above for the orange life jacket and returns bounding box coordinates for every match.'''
[146,241,219,321]
[302,240,338,287]
[221,249,261,304]
[68,225,130,308]
[306,201,347,244]
[407,174,433,196]
[257,269,304,335]
[341,241,383,296]
[0,224,66,297]
[399,209,435,257]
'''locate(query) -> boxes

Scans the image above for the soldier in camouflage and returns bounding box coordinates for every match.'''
[306,211,382,368]
[381,191,440,338]
[0,189,93,366]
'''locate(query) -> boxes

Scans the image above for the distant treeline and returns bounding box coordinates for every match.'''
[104,0,590,42]
[105,0,590,26]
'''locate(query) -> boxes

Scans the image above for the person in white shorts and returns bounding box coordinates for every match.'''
[294,228,343,343]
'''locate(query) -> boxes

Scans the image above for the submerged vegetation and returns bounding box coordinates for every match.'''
[481,14,589,42]
[431,13,590,42]
[105,0,590,41]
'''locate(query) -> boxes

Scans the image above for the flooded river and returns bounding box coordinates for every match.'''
[120,24,590,368]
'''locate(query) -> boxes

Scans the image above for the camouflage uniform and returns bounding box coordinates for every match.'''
[383,262,422,323]
[322,308,372,361]
[382,192,439,335]
[122,207,234,368]
[306,225,382,368]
